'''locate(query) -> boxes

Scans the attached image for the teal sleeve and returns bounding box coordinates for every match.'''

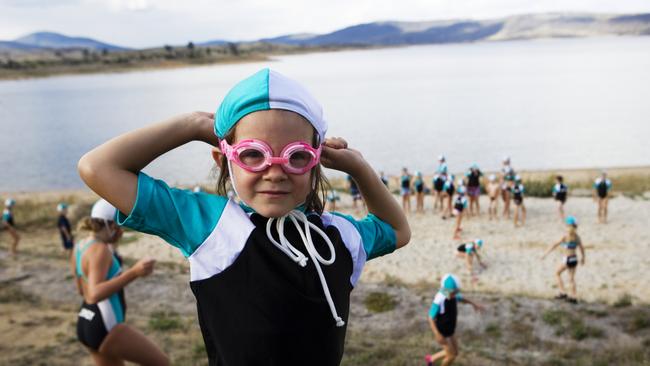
[457,293,463,301]
[429,302,440,318]
[116,172,229,257]
[331,212,397,260]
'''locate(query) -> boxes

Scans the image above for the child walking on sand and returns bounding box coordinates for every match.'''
[78,68,411,365]
[432,155,447,213]
[552,175,568,220]
[452,186,468,240]
[486,175,500,220]
[593,171,612,224]
[541,216,585,304]
[414,171,426,213]
[425,274,484,366]
[2,198,20,257]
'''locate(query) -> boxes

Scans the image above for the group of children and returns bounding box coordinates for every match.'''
[0,69,601,366]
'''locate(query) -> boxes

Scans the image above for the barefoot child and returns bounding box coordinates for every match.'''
[400,167,412,213]
[486,175,500,220]
[78,69,411,365]
[593,171,612,224]
[425,274,484,366]
[552,175,568,220]
[541,216,585,304]
[464,164,482,217]
[2,198,20,257]
[455,239,487,281]
[512,176,526,227]
[452,186,468,240]
[441,175,455,220]
[57,203,74,258]
[414,171,425,213]
[432,155,448,212]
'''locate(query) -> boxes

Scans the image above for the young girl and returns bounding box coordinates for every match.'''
[500,157,516,219]
[441,174,455,220]
[552,175,568,220]
[400,167,412,213]
[425,274,484,366]
[464,164,482,217]
[452,186,468,240]
[511,176,526,227]
[432,156,447,213]
[57,202,74,258]
[455,239,487,282]
[78,68,411,365]
[414,171,425,213]
[541,216,585,304]
[2,198,20,257]
[74,199,168,365]
[486,174,500,221]
[593,171,612,224]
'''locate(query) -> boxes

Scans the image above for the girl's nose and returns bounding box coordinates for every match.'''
[263,163,288,181]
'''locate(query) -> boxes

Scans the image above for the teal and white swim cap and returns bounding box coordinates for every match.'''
[441,273,461,291]
[475,239,484,247]
[215,68,327,143]
[565,216,578,226]
[56,203,68,212]
[4,198,15,207]
[91,199,117,221]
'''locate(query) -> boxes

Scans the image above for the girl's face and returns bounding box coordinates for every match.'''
[218,110,315,218]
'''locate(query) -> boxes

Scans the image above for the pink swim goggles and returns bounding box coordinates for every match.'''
[220,139,321,175]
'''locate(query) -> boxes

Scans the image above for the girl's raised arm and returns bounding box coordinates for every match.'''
[78,112,217,215]
[541,237,563,259]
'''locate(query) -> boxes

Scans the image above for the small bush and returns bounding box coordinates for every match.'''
[149,310,183,331]
[484,322,502,339]
[364,292,397,313]
[522,175,556,197]
[542,309,567,326]
[613,293,633,308]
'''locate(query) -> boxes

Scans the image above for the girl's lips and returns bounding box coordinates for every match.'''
[258,190,290,196]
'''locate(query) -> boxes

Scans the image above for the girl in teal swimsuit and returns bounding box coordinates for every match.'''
[74,199,168,365]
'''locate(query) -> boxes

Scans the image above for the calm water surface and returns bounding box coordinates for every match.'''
[1,36,649,191]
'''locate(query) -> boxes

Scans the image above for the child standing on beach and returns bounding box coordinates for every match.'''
[593,171,612,224]
[541,216,585,304]
[486,174,500,220]
[432,156,448,213]
[414,171,425,213]
[455,239,486,282]
[401,167,412,213]
[441,175,455,220]
[500,157,516,219]
[511,176,526,227]
[78,68,411,365]
[452,186,468,240]
[425,274,484,366]
[347,174,364,210]
[464,164,482,217]
[73,199,168,366]
[552,175,568,221]
[57,202,74,258]
[2,198,20,257]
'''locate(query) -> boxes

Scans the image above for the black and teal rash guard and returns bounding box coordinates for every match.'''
[117,173,397,366]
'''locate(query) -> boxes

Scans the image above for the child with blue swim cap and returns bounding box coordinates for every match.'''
[414,170,426,213]
[56,202,74,258]
[455,238,487,282]
[78,68,411,365]
[425,274,484,366]
[541,216,586,304]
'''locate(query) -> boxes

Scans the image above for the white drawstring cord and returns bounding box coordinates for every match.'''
[266,210,345,327]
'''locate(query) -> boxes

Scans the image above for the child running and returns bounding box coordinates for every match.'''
[57,202,74,258]
[552,175,568,220]
[593,171,612,224]
[486,174,500,221]
[2,198,20,257]
[400,167,412,213]
[511,176,526,227]
[414,171,425,213]
[455,239,486,282]
[78,68,411,365]
[425,274,484,366]
[464,163,482,217]
[541,216,585,304]
[452,186,468,240]
[74,199,168,366]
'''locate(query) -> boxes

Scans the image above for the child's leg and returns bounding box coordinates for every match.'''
[555,264,568,295]
[568,268,577,298]
[521,204,526,225]
[513,206,519,226]
[603,197,608,223]
[466,254,473,276]
[442,336,459,366]
[7,226,19,256]
[453,214,462,239]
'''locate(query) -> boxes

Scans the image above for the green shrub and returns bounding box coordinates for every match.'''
[149,310,183,331]
[364,292,397,313]
[613,293,633,308]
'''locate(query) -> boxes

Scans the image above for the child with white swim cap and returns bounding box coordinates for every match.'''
[78,68,411,365]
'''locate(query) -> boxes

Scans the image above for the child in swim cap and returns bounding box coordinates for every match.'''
[425,274,484,366]
[486,174,501,221]
[78,68,411,364]
[452,186,468,240]
[455,239,487,282]
[2,198,20,257]
[511,175,526,227]
[414,171,426,213]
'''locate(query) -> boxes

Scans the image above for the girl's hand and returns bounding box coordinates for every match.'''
[188,111,218,146]
[473,303,486,313]
[320,137,366,174]
[132,257,156,277]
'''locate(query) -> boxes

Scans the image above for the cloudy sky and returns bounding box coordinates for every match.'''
[1,0,649,48]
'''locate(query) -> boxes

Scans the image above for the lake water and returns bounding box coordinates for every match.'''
[1,36,649,192]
